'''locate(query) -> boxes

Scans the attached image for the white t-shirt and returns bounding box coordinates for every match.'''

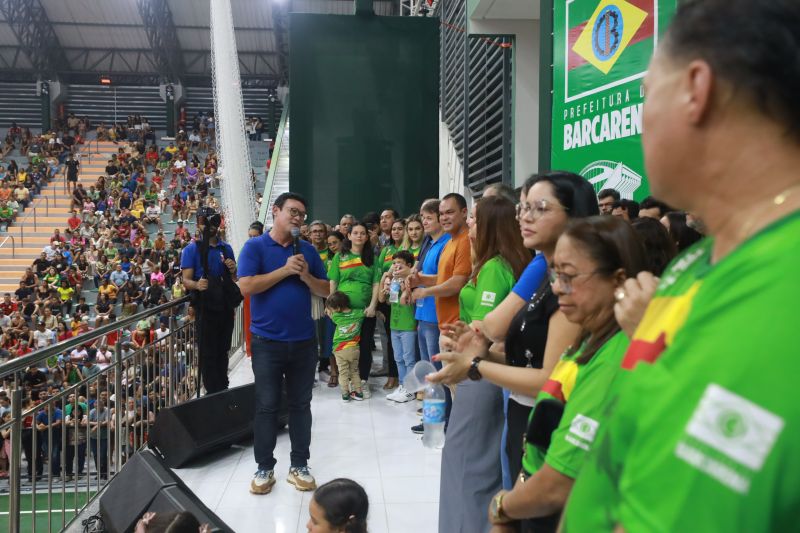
[146,206,160,217]
[155,327,170,341]
[33,329,53,349]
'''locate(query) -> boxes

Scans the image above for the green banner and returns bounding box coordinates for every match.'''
[551,0,675,200]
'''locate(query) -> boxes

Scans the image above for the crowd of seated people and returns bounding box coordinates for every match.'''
[0,114,226,483]
[0,126,66,232]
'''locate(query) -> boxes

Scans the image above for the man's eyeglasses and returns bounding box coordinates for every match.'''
[548,270,599,294]
[285,207,307,221]
[517,199,567,219]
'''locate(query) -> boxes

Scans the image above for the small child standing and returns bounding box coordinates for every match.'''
[379,250,418,403]
[326,291,365,402]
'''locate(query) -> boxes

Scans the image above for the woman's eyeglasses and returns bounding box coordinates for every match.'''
[548,270,599,294]
[517,199,567,220]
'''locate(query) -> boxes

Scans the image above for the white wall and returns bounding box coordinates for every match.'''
[469,18,541,189]
[438,115,467,198]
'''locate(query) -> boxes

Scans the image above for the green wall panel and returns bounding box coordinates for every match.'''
[290,13,440,223]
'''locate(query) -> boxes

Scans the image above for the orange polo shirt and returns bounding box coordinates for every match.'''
[435,228,472,329]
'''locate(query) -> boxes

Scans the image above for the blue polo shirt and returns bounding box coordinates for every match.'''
[415,232,451,323]
[238,233,328,341]
[511,253,547,300]
[180,239,235,279]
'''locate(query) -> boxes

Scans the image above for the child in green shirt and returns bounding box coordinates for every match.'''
[379,250,418,403]
[326,291,365,402]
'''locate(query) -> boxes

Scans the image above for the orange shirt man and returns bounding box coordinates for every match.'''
[411,193,471,332]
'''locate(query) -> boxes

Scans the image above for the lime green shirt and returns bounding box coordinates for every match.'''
[377,244,398,273]
[327,251,380,310]
[521,331,629,478]
[458,256,516,323]
[390,301,417,331]
[331,308,365,351]
[565,212,800,533]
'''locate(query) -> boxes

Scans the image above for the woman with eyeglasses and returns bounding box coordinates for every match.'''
[430,172,599,505]
[327,222,380,397]
[485,216,647,532]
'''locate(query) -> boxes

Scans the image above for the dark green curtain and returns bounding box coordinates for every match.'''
[290,13,440,223]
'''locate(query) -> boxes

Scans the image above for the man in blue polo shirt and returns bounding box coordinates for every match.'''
[238,192,329,496]
[408,199,451,434]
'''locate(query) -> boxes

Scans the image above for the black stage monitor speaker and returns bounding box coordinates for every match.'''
[148,486,231,533]
[149,382,289,468]
[99,450,233,533]
[100,451,177,533]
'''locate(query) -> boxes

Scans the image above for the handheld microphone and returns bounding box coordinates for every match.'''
[290,227,301,255]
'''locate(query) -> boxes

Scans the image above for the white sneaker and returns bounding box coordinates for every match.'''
[386,388,400,402]
[395,386,414,403]
[360,380,371,399]
[250,469,276,494]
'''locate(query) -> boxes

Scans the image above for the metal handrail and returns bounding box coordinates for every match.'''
[258,95,289,224]
[0,233,14,258]
[13,205,38,247]
[0,296,191,376]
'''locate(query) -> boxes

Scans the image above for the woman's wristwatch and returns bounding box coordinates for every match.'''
[467,357,482,381]
[490,490,512,524]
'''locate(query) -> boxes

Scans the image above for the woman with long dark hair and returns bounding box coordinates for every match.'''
[438,195,530,533]
[328,222,379,397]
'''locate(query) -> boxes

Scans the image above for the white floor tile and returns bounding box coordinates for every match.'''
[382,476,440,503]
[183,355,442,533]
[217,504,300,533]
[385,503,439,533]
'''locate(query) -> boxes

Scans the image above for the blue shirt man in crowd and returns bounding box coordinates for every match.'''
[238,192,329,496]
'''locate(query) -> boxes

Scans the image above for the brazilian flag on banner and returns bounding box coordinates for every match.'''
[551,0,676,201]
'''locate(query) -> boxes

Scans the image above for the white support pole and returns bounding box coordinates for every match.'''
[210,0,256,256]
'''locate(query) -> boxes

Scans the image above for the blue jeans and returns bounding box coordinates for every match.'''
[391,330,417,384]
[417,320,440,369]
[251,335,317,471]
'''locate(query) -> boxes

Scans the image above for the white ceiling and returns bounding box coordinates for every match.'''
[471,0,540,20]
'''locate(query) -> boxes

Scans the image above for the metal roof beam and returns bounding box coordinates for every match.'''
[136,0,185,82]
[0,0,69,77]
[47,20,274,31]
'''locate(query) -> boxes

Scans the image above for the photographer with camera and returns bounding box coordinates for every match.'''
[181,207,242,394]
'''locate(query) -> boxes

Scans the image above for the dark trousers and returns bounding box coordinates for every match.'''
[251,335,317,471]
[506,398,533,484]
[22,430,43,480]
[358,316,377,381]
[66,443,86,476]
[377,303,398,378]
[197,307,234,394]
[90,438,109,475]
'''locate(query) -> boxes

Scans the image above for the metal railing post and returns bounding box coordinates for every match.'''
[9,389,23,533]
[114,340,123,471]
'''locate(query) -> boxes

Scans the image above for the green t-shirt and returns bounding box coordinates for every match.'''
[317,248,332,272]
[458,256,516,323]
[377,244,398,274]
[390,301,417,332]
[520,331,629,478]
[565,212,800,533]
[327,251,380,309]
[331,308,365,352]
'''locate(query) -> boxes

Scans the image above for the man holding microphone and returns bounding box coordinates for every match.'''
[238,192,329,495]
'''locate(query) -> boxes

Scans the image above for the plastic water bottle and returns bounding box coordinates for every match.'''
[422,382,446,449]
[388,276,401,304]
